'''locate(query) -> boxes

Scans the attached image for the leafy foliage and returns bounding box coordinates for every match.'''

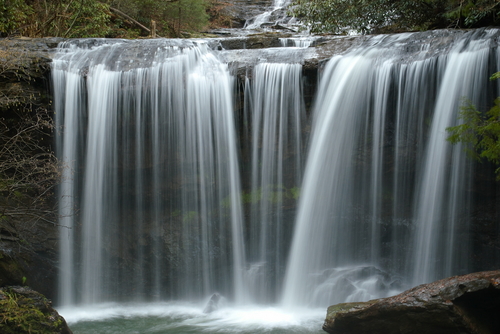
[1,0,224,38]
[108,0,209,37]
[447,72,500,179]
[289,0,500,34]
[0,0,33,35]
[444,0,500,27]
[1,0,112,37]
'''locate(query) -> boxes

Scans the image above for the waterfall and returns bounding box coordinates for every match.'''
[282,29,500,307]
[244,0,293,29]
[244,62,305,303]
[53,40,247,305]
[411,35,493,285]
[53,29,500,309]
[54,66,84,306]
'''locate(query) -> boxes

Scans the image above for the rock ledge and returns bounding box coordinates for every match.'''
[323,270,500,334]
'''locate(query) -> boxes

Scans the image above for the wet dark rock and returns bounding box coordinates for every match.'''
[0,37,60,299]
[0,38,58,110]
[0,286,72,334]
[220,33,289,49]
[323,270,500,334]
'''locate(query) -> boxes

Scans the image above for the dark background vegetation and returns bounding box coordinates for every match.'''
[290,0,500,34]
[0,0,233,38]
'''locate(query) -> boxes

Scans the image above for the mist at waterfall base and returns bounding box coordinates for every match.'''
[53,29,500,332]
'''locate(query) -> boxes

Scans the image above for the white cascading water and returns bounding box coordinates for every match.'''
[53,29,500,319]
[282,52,383,307]
[244,62,305,303]
[282,29,500,307]
[53,40,247,305]
[54,66,84,306]
[244,0,292,29]
[279,37,317,48]
[411,36,493,285]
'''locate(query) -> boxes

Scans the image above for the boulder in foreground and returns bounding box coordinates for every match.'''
[0,286,72,334]
[323,270,500,334]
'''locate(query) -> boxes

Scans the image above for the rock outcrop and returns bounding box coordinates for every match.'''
[0,37,63,300]
[0,286,72,334]
[323,270,500,334]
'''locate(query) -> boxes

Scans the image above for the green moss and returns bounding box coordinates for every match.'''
[182,211,197,223]
[0,287,66,334]
[326,300,378,320]
[221,185,301,209]
[287,187,300,200]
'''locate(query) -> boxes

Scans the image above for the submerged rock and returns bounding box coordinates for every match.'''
[203,292,221,313]
[0,286,72,334]
[323,270,500,334]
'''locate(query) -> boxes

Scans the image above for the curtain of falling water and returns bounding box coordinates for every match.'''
[411,35,494,285]
[53,29,500,309]
[282,29,500,308]
[53,40,247,305]
[245,63,305,303]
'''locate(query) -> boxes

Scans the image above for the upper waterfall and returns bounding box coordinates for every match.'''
[244,0,295,30]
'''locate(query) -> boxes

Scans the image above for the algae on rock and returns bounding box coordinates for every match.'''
[0,286,72,334]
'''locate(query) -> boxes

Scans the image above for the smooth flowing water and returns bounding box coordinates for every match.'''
[282,29,500,307]
[244,0,293,29]
[53,39,247,305]
[244,62,305,303]
[53,28,500,333]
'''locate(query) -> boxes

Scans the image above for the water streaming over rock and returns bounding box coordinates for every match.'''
[282,29,500,307]
[279,37,317,48]
[53,29,500,311]
[244,62,305,303]
[244,0,293,29]
[53,40,247,305]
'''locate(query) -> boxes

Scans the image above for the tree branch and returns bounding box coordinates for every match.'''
[108,6,151,34]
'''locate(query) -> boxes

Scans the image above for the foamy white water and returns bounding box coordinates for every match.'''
[59,303,325,333]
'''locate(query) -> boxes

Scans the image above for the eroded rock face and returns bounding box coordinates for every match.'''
[323,270,500,334]
[0,38,62,299]
[0,286,72,334]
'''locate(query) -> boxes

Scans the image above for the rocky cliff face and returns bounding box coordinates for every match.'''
[0,38,63,299]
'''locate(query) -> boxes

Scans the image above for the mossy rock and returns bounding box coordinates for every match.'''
[0,286,72,334]
[323,300,379,331]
